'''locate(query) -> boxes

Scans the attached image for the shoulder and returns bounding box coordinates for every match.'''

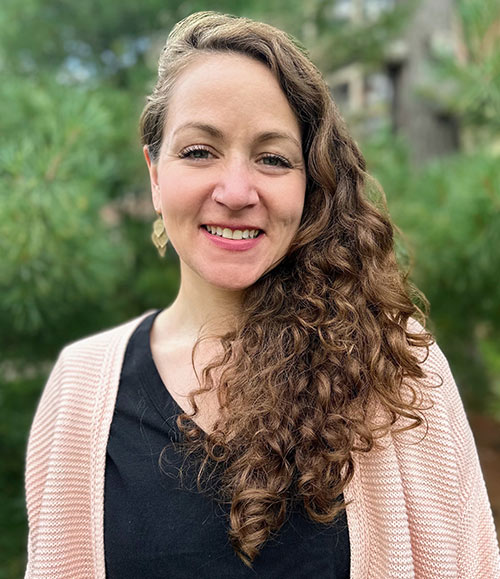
[25,310,157,570]
[59,310,155,364]
[31,311,155,424]
[26,310,155,474]
[404,316,462,411]
[394,318,479,495]
[394,320,500,574]
[397,317,465,430]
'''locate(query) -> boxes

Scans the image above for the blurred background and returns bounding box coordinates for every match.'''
[1,0,499,575]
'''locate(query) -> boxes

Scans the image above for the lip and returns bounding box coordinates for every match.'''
[200,225,264,251]
[203,223,264,233]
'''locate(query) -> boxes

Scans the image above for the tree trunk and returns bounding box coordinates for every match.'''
[389,0,460,165]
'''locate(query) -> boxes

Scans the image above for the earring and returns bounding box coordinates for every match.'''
[151,213,168,257]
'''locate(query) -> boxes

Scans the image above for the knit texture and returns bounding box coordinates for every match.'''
[25,314,500,578]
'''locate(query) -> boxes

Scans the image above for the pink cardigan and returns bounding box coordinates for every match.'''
[25,313,500,578]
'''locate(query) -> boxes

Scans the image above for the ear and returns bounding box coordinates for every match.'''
[143,145,161,212]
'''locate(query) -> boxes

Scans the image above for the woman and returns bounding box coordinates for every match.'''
[25,11,499,578]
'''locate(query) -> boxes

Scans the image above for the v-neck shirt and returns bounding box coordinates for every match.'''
[104,310,350,578]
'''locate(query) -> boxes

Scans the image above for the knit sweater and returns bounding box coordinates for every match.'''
[25,313,500,578]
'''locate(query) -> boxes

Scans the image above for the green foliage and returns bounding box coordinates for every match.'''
[0,76,133,358]
[362,0,500,410]
[0,0,185,80]
[0,374,45,579]
[401,153,500,410]
[480,338,500,417]
[364,130,500,409]
[422,0,500,144]
[114,214,180,314]
[309,0,417,72]
[2,0,500,575]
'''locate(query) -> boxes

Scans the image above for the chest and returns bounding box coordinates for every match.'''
[104,357,351,579]
[152,343,221,434]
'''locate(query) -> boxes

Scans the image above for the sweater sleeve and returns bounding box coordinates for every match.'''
[24,314,152,579]
[425,341,500,578]
[25,350,67,577]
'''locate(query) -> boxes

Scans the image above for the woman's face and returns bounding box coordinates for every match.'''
[145,52,306,292]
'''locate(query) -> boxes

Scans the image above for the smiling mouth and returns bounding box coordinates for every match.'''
[203,225,263,240]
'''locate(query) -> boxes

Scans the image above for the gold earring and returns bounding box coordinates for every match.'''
[151,214,168,257]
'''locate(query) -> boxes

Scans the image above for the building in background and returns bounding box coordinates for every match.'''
[328,0,460,164]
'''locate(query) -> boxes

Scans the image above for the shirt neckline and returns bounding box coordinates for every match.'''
[135,308,208,437]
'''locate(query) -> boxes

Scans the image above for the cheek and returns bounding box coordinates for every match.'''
[272,176,306,223]
[289,186,306,226]
[296,194,306,220]
[159,190,193,221]
[159,172,211,214]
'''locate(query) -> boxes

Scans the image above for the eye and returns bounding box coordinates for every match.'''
[259,154,292,169]
[179,146,214,160]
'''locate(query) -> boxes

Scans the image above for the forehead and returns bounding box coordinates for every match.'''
[163,52,301,138]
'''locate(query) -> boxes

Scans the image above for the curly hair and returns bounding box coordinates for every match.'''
[140,11,434,567]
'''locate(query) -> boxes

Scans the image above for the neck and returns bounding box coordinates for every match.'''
[160,271,243,341]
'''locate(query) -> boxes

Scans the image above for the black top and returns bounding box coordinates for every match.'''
[104,310,350,578]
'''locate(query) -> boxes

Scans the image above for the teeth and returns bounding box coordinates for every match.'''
[205,226,260,239]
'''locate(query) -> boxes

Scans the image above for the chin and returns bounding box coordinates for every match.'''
[208,278,259,292]
[203,269,263,292]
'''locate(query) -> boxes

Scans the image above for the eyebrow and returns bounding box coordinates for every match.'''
[173,122,302,151]
[256,131,302,151]
[173,122,224,140]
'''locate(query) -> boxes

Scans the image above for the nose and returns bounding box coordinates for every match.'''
[211,158,259,210]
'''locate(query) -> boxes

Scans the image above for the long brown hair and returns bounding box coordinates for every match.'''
[140,11,433,566]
